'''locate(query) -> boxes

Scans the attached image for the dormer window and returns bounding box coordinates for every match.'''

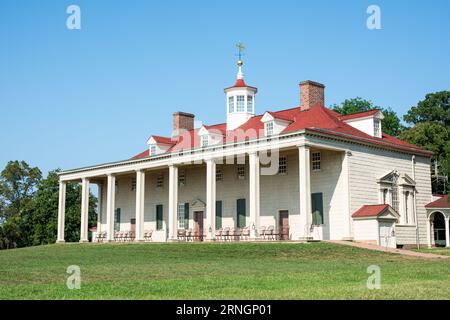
[236,95,245,112]
[247,95,253,113]
[374,119,381,137]
[150,145,156,156]
[265,121,274,136]
[228,96,234,113]
[201,135,209,148]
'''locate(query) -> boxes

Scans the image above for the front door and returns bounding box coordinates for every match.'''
[130,218,136,240]
[279,211,289,240]
[194,211,204,242]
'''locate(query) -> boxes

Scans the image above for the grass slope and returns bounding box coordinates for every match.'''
[0,242,448,300]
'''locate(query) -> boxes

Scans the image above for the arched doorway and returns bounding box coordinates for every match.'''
[431,211,446,247]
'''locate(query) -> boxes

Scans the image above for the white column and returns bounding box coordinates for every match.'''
[426,217,432,248]
[57,181,66,243]
[445,217,450,248]
[106,174,116,242]
[206,159,216,240]
[80,178,90,243]
[342,151,353,240]
[97,182,103,233]
[249,152,260,239]
[168,165,178,241]
[298,145,312,240]
[135,170,145,242]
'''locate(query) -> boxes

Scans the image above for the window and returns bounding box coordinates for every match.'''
[374,119,380,137]
[114,208,121,231]
[247,95,253,113]
[131,178,136,191]
[216,201,222,230]
[237,199,246,228]
[150,145,156,156]
[404,191,409,224]
[228,96,234,113]
[391,176,399,213]
[201,135,209,148]
[156,205,163,230]
[382,189,389,204]
[311,193,324,225]
[179,169,186,186]
[156,174,164,188]
[178,203,189,229]
[265,121,274,136]
[237,95,245,112]
[115,180,119,193]
[216,168,223,182]
[237,165,245,180]
[278,156,287,175]
[312,152,321,171]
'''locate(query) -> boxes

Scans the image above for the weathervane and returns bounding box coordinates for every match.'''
[236,42,245,62]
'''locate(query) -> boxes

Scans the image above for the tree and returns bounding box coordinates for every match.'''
[0,161,41,248]
[331,98,405,137]
[0,161,41,220]
[401,91,450,194]
[403,91,450,127]
[0,162,98,249]
[22,170,97,245]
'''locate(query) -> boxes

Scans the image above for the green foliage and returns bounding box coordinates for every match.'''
[0,161,41,220]
[401,91,450,194]
[331,97,405,137]
[403,91,450,127]
[0,162,97,249]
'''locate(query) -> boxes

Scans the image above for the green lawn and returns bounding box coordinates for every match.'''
[0,242,449,300]
[413,247,450,256]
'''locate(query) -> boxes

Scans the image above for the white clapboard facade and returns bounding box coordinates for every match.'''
[56,59,441,248]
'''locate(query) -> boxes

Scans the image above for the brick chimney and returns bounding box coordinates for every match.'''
[172,111,195,138]
[300,80,325,111]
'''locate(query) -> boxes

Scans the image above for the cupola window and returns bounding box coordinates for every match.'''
[237,95,245,112]
[247,95,253,113]
[228,96,234,113]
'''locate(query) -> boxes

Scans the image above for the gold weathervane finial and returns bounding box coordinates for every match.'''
[236,42,245,64]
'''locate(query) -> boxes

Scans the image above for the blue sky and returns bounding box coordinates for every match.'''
[1,0,449,175]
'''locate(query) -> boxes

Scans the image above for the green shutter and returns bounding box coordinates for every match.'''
[237,199,246,228]
[311,193,324,225]
[216,201,222,230]
[114,208,121,231]
[184,202,189,229]
[156,205,163,231]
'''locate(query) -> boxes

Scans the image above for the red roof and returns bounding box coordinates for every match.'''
[425,195,450,208]
[132,104,432,159]
[352,204,390,218]
[265,111,293,122]
[224,79,258,91]
[150,135,176,145]
[338,109,381,121]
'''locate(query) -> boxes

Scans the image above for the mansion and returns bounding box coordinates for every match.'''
[56,59,449,248]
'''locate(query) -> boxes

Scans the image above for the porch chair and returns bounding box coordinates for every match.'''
[222,227,230,241]
[258,226,267,240]
[177,229,186,241]
[215,228,223,241]
[241,227,250,240]
[272,228,280,241]
[144,230,153,242]
[266,225,274,240]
